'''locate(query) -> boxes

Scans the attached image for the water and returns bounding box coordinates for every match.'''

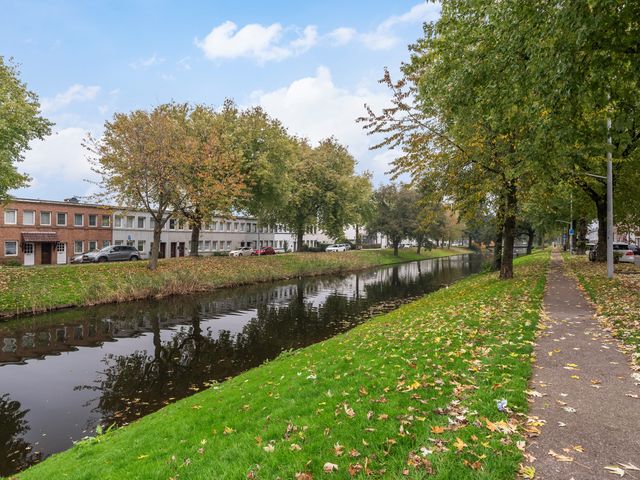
[0,254,484,475]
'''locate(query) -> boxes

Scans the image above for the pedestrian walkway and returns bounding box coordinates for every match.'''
[527,252,640,479]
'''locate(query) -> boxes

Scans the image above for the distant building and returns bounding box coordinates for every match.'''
[0,198,112,265]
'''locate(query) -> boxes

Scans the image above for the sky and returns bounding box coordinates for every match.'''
[2,0,441,201]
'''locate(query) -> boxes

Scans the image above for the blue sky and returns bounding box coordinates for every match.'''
[2,0,440,200]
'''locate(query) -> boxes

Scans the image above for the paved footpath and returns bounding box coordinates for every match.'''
[527,252,640,479]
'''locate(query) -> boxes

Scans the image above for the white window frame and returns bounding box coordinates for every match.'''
[114,215,122,228]
[101,215,110,227]
[88,214,97,227]
[137,240,145,252]
[40,211,51,226]
[74,213,83,227]
[125,216,135,228]
[4,241,18,256]
[137,217,145,229]
[4,209,17,225]
[56,212,67,226]
[88,240,97,251]
[74,240,83,254]
[23,210,35,226]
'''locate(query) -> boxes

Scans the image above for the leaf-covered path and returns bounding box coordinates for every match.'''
[527,252,640,479]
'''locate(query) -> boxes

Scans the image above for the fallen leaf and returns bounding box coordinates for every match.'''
[323,462,339,473]
[453,437,467,451]
[548,450,573,462]
[605,466,626,477]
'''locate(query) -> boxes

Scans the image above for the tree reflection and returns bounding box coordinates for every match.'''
[0,394,38,476]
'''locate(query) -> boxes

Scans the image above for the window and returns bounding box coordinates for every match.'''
[24,243,34,255]
[234,222,238,231]
[74,240,83,254]
[125,216,134,228]
[88,241,97,251]
[211,222,217,231]
[114,240,123,246]
[114,215,122,228]
[74,213,83,226]
[137,240,145,252]
[169,219,176,230]
[240,222,245,232]
[23,210,35,225]
[40,211,51,225]
[101,215,110,227]
[211,241,217,251]
[103,240,110,248]
[224,241,230,250]
[198,240,204,251]
[57,212,67,226]
[126,240,135,247]
[88,214,97,227]
[150,217,155,229]
[4,241,17,256]
[226,222,231,231]
[204,240,211,251]
[137,217,145,229]
[4,209,17,224]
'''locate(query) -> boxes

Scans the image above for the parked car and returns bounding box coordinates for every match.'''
[589,242,636,263]
[274,248,286,254]
[253,246,276,256]
[326,244,347,252]
[229,246,254,257]
[71,250,98,264]
[83,245,141,263]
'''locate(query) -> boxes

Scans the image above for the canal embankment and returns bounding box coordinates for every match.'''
[0,248,469,319]
[11,251,549,480]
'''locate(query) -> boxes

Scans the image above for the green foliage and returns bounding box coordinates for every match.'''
[0,56,53,202]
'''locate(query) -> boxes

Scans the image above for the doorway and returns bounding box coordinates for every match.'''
[170,242,177,258]
[24,242,34,266]
[41,243,52,265]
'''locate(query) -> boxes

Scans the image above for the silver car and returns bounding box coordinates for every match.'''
[84,245,141,263]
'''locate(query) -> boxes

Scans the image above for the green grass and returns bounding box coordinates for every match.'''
[11,251,549,480]
[0,248,470,318]
[564,254,640,364]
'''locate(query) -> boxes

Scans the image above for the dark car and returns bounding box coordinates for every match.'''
[83,245,140,263]
[253,246,276,256]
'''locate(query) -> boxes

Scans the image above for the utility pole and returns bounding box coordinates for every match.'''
[606,117,614,279]
[569,192,573,254]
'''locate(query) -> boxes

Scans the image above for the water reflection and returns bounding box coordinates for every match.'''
[0,254,483,475]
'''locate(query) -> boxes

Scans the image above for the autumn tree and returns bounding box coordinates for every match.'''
[274,138,364,251]
[177,105,248,256]
[368,184,419,256]
[0,56,52,202]
[90,103,195,270]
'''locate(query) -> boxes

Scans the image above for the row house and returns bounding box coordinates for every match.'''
[0,198,112,266]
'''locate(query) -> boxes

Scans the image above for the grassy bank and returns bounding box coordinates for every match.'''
[564,254,640,365]
[12,252,548,480]
[0,248,469,318]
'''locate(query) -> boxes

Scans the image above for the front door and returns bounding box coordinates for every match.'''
[178,242,185,257]
[56,242,66,264]
[41,243,52,265]
[170,242,177,258]
[159,242,166,259]
[23,242,34,266]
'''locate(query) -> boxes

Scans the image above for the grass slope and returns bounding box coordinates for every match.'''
[564,254,640,364]
[12,252,548,480]
[0,248,468,318]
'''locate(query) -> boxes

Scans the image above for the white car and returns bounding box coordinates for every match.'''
[325,244,347,252]
[229,246,254,257]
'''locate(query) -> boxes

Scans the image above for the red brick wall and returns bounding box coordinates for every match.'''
[0,200,113,265]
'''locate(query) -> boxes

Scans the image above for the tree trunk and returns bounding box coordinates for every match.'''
[393,240,399,257]
[417,243,421,254]
[355,224,360,247]
[595,199,607,262]
[576,218,588,255]
[190,222,200,257]
[526,228,534,255]
[500,187,517,280]
[296,228,304,252]
[149,223,163,271]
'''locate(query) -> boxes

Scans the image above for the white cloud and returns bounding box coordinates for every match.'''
[290,25,318,53]
[250,66,393,182]
[177,56,192,70]
[360,2,440,50]
[41,84,101,113]
[195,21,290,63]
[129,53,165,70]
[327,27,357,46]
[13,127,100,199]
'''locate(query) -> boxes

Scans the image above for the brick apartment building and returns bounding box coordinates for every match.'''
[0,198,112,265]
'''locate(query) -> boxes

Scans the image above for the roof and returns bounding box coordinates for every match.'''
[21,231,59,242]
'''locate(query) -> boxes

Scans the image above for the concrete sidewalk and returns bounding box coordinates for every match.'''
[526,252,640,479]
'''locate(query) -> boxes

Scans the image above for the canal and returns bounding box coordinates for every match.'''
[0,254,484,475]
